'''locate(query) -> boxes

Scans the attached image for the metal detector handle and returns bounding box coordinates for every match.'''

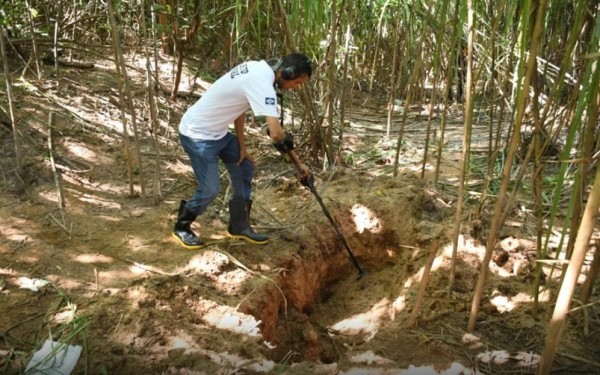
[298,172,315,190]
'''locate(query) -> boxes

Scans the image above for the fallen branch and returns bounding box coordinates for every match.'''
[0,199,20,208]
[57,59,94,69]
[557,352,600,369]
[2,312,46,334]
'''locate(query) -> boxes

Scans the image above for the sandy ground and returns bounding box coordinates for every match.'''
[1,55,599,374]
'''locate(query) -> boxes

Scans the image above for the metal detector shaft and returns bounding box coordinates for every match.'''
[288,155,366,277]
[305,181,366,277]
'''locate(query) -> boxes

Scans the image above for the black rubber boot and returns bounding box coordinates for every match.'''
[246,199,256,224]
[172,200,204,249]
[227,198,269,245]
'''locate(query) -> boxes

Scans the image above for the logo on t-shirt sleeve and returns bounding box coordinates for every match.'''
[231,63,249,79]
[265,97,276,105]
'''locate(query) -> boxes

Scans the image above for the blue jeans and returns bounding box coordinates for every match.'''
[179,132,254,215]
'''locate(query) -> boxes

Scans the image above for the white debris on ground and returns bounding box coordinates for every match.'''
[341,362,481,374]
[476,350,541,367]
[17,276,50,292]
[349,350,395,365]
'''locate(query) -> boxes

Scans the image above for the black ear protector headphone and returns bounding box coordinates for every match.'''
[268,58,298,81]
[281,65,297,80]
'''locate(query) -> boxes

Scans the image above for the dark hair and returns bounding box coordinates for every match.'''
[280,53,312,80]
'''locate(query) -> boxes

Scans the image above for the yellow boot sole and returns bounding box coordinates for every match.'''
[172,232,205,250]
[226,232,269,245]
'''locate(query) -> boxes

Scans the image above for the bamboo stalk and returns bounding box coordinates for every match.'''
[419,0,449,178]
[47,112,66,226]
[273,0,323,164]
[564,39,600,265]
[385,11,402,139]
[449,0,474,293]
[52,0,61,77]
[391,15,423,177]
[0,24,21,173]
[532,81,545,316]
[106,0,146,198]
[468,0,548,331]
[170,0,201,102]
[323,0,339,165]
[539,0,588,258]
[579,241,600,305]
[106,0,134,196]
[434,0,461,185]
[367,0,392,92]
[336,2,354,165]
[140,0,163,205]
[409,240,439,327]
[538,146,600,373]
[23,0,43,82]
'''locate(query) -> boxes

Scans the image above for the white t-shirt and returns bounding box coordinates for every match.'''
[179,60,279,140]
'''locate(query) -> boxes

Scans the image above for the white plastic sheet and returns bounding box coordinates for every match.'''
[25,340,82,375]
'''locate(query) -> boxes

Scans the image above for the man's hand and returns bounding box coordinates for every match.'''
[273,132,295,154]
[295,162,310,179]
[238,147,254,165]
[288,150,312,186]
[297,168,314,188]
[234,114,253,165]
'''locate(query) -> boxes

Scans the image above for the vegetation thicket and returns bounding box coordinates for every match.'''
[1,0,599,372]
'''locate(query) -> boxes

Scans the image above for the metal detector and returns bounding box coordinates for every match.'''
[290,160,367,279]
